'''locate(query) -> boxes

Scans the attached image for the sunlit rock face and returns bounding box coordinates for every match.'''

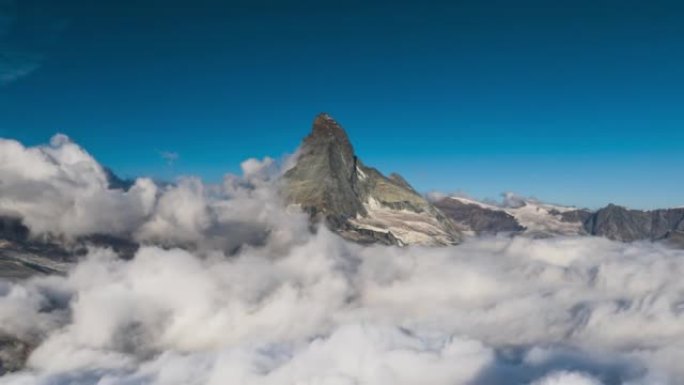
[283,113,461,246]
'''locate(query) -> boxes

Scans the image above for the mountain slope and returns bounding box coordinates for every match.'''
[282,113,461,246]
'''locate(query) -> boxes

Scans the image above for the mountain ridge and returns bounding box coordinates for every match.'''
[434,195,684,246]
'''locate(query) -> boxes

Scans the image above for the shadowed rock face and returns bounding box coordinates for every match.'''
[563,205,684,243]
[283,113,461,246]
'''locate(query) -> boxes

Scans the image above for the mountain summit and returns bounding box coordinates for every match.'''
[283,113,461,246]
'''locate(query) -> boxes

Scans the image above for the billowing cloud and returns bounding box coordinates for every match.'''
[0,135,307,252]
[0,135,157,237]
[2,135,684,384]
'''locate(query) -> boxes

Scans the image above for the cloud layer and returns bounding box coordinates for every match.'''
[1,135,684,384]
[2,234,684,384]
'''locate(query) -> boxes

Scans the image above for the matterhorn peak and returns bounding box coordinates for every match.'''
[283,113,461,246]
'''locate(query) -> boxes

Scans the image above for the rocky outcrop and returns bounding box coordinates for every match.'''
[282,113,461,246]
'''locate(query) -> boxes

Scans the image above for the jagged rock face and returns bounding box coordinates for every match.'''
[434,198,524,234]
[283,114,461,246]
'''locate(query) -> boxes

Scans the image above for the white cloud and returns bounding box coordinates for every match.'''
[530,371,603,385]
[0,135,158,237]
[0,135,307,251]
[0,234,683,384]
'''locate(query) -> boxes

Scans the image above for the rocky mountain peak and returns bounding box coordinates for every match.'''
[310,113,347,137]
[304,113,356,164]
[283,113,461,246]
[283,113,366,221]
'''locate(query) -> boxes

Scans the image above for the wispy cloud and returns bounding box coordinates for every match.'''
[0,0,66,86]
[159,150,179,165]
[0,51,43,85]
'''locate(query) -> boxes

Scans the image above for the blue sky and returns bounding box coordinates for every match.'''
[1,0,683,209]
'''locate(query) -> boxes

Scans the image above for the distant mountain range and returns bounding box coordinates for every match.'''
[434,196,684,247]
[282,113,684,248]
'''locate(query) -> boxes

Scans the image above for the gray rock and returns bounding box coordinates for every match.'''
[583,205,684,242]
[561,205,684,243]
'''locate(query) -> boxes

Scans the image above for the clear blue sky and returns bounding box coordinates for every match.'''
[1,0,683,209]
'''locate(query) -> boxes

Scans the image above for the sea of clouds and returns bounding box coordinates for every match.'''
[1,135,684,384]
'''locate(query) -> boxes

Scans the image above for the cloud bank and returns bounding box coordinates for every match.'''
[1,135,684,384]
[3,234,684,384]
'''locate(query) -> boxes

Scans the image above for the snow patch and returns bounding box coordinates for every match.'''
[350,197,456,246]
